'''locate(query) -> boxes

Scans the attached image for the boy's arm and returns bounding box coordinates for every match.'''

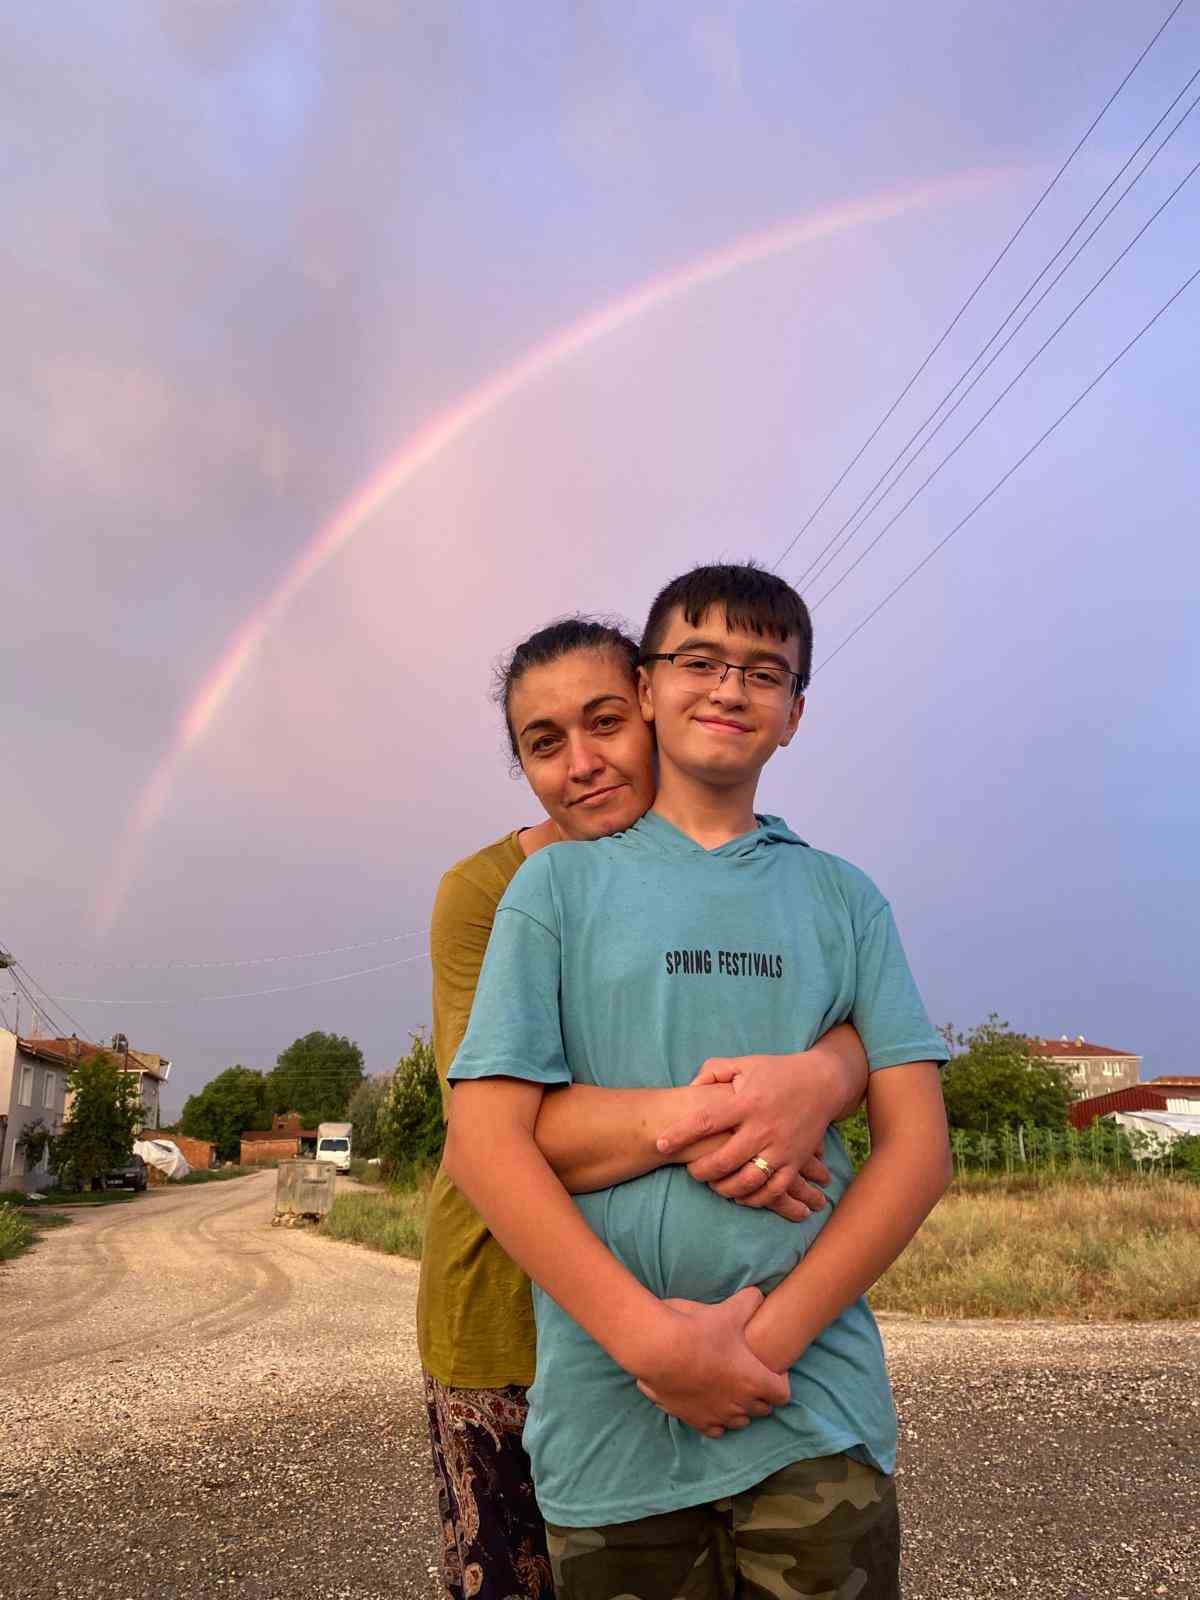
[741,1061,950,1373]
[444,1075,790,1434]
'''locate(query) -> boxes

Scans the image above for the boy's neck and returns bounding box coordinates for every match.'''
[650,766,761,850]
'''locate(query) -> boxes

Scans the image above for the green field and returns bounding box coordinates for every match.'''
[322,1169,1200,1320]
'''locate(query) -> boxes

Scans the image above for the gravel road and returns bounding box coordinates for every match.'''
[1,1171,1196,1600]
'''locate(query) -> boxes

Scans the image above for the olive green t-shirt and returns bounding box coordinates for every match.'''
[415,830,536,1387]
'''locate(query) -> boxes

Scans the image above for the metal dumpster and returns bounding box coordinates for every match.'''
[273,1158,336,1223]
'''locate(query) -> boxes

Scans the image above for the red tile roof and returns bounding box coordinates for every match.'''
[17,1035,168,1077]
[1029,1037,1139,1059]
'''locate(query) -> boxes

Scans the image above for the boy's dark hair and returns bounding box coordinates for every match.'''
[640,561,813,692]
[494,616,640,765]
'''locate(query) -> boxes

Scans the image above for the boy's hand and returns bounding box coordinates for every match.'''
[632,1287,791,1437]
[655,1051,851,1211]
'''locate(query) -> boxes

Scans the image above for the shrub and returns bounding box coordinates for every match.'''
[378,1031,443,1181]
[0,1202,33,1261]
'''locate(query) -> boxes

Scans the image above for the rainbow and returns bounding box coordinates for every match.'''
[97,168,1009,931]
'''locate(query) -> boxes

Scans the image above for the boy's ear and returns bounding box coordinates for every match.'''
[637,663,656,725]
[778,693,805,748]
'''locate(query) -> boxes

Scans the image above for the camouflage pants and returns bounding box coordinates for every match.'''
[545,1454,899,1600]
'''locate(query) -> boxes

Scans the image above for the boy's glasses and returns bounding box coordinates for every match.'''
[640,652,801,702]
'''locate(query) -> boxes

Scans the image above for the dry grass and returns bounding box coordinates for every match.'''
[319,1173,433,1258]
[871,1177,1200,1320]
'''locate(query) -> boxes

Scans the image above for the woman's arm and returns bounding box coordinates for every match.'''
[434,863,855,1219]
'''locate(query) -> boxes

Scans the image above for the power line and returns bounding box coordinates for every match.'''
[770,0,1186,574]
[808,151,1199,613]
[793,63,1200,594]
[55,949,431,1007]
[35,927,427,971]
[11,963,89,1039]
[815,261,1200,675]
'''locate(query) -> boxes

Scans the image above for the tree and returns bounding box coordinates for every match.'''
[267,1032,364,1126]
[939,1014,1071,1133]
[379,1031,443,1179]
[346,1074,391,1161]
[52,1051,142,1191]
[180,1066,270,1162]
[16,1118,52,1173]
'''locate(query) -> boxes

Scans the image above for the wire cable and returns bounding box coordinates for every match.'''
[770,0,1186,574]
[814,262,1200,675]
[808,151,1200,613]
[11,964,89,1038]
[55,949,431,1007]
[793,64,1200,593]
[37,927,427,971]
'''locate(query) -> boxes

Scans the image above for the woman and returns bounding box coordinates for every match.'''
[417,617,867,1600]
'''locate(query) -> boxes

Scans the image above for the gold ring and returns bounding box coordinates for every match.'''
[751,1155,776,1180]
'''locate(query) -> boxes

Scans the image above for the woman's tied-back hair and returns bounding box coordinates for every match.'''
[640,560,813,693]
[495,615,640,766]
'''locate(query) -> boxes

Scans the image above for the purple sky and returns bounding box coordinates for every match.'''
[4,2,1198,1118]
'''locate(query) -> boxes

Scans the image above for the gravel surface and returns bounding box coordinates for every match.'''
[1,1171,1196,1599]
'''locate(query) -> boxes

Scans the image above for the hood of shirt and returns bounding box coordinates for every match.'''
[621,809,808,860]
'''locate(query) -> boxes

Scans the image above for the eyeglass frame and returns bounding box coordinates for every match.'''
[639,651,805,700]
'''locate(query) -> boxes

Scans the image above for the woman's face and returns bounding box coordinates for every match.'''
[509,648,657,841]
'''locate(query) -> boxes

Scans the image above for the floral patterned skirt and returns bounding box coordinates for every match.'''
[423,1369,554,1600]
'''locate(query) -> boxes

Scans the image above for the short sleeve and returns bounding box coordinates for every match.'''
[428,867,505,1114]
[852,903,949,1073]
[448,900,571,1088]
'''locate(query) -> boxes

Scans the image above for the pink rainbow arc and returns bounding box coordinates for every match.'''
[97,167,1009,932]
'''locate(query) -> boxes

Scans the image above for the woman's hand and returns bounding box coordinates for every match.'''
[631,1287,790,1437]
[654,1027,868,1213]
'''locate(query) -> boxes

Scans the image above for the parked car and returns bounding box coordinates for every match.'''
[105,1152,148,1192]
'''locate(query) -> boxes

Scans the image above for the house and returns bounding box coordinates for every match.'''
[0,1031,174,1192]
[0,1030,73,1193]
[240,1112,318,1166]
[39,1032,172,1133]
[1029,1035,1141,1099]
[1067,1079,1200,1130]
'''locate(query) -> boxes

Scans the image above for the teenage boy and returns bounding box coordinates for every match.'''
[444,563,951,1600]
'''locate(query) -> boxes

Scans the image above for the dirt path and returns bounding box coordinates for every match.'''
[1,1173,1196,1599]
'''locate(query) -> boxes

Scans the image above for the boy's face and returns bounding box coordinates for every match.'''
[638,605,804,790]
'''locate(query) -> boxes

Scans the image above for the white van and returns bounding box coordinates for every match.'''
[315,1122,353,1172]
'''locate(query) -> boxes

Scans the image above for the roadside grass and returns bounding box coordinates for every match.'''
[348,1157,386,1184]
[319,1171,433,1258]
[12,1188,137,1207]
[0,1201,71,1261]
[174,1166,255,1185]
[870,1177,1200,1320]
[328,1171,1200,1319]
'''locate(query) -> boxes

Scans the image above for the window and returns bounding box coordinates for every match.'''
[42,1071,56,1109]
[9,1145,24,1177]
[18,1065,34,1107]
[1103,1062,1117,1077]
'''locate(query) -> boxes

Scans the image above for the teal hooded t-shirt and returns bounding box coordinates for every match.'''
[448,811,946,1528]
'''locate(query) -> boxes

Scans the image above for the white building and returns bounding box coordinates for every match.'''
[0,1031,172,1193]
[0,1030,72,1192]
[1028,1034,1141,1098]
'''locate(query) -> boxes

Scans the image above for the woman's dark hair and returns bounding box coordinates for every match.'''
[641,560,813,692]
[495,615,640,765]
